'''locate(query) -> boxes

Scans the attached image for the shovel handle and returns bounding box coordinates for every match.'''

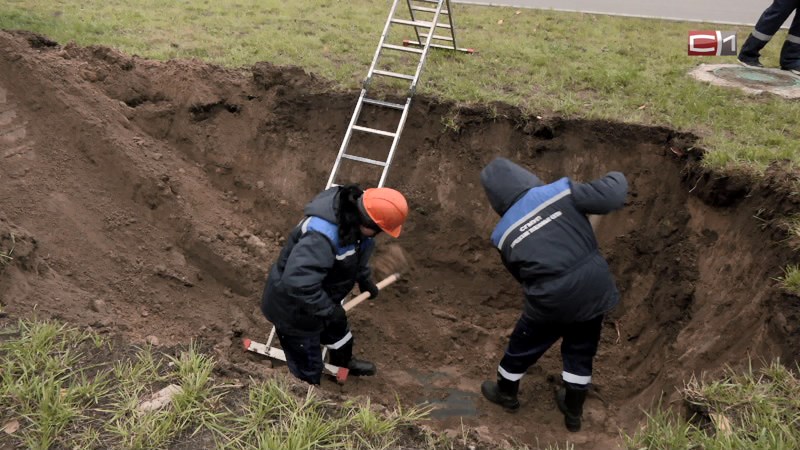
[343,273,401,311]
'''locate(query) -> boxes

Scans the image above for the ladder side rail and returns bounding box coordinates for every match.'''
[444,0,458,50]
[409,0,445,92]
[405,0,423,48]
[378,97,414,187]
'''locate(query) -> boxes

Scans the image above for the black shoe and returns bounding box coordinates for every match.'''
[481,381,520,411]
[738,57,763,68]
[348,358,376,376]
[556,387,587,432]
[739,34,766,68]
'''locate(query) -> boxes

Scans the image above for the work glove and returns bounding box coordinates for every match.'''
[313,303,335,318]
[358,279,380,299]
[329,304,347,324]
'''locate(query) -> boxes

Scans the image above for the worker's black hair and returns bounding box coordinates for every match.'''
[337,184,364,247]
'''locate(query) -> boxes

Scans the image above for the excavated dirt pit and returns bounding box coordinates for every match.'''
[2,30,800,448]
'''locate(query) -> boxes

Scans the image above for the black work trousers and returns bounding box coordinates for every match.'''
[740,0,800,69]
[497,313,604,391]
[276,309,353,385]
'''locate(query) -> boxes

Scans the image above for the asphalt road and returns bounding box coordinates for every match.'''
[455,0,795,27]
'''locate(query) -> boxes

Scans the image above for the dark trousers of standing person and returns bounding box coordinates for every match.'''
[496,313,604,392]
[276,315,353,385]
[740,0,800,70]
[491,313,604,431]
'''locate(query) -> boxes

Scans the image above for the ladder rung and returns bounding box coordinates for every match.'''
[412,0,443,3]
[352,125,397,138]
[390,19,430,28]
[404,40,475,53]
[362,98,406,110]
[373,69,415,81]
[411,5,449,14]
[382,43,423,54]
[391,18,451,29]
[342,154,388,166]
[417,33,454,42]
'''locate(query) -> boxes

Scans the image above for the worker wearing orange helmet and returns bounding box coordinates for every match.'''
[260,184,408,384]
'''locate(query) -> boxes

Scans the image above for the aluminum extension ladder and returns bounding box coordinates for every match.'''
[245,0,472,383]
[326,0,473,189]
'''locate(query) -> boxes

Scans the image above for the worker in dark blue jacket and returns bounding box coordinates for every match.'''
[261,185,408,385]
[479,157,627,432]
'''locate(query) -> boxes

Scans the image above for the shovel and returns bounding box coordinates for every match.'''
[344,273,401,311]
[344,243,412,311]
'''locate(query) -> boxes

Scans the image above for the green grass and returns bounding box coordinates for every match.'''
[625,361,800,449]
[0,320,111,449]
[1,1,799,170]
[0,319,467,450]
[776,264,800,295]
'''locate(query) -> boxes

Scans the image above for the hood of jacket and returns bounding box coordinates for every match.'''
[303,187,339,223]
[480,158,544,215]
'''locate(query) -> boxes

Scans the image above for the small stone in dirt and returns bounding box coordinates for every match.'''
[223,288,234,298]
[432,309,457,321]
[256,181,265,189]
[247,235,267,250]
[154,264,167,275]
[141,310,149,317]
[151,152,163,161]
[90,318,111,328]
[90,298,106,313]
[279,200,288,206]
[145,335,160,346]
[265,230,274,238]
[137,384,181,412]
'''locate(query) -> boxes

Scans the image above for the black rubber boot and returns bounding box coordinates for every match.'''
[779,40,800,71]
[481,374,520,411]
[328,340,376,376]
[738,34,767,67]
[327,340,353,368]
[556,385,587,432]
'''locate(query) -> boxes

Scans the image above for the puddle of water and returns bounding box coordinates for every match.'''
[427,387,479,419]
[712,66,800,87]
[401,368,479,419]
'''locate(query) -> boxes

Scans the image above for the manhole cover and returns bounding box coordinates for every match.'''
[712,66,800,89]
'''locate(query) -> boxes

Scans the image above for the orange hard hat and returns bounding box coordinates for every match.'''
[361,188,408,238]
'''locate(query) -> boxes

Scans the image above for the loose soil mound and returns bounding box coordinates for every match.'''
[1,30,799,448]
